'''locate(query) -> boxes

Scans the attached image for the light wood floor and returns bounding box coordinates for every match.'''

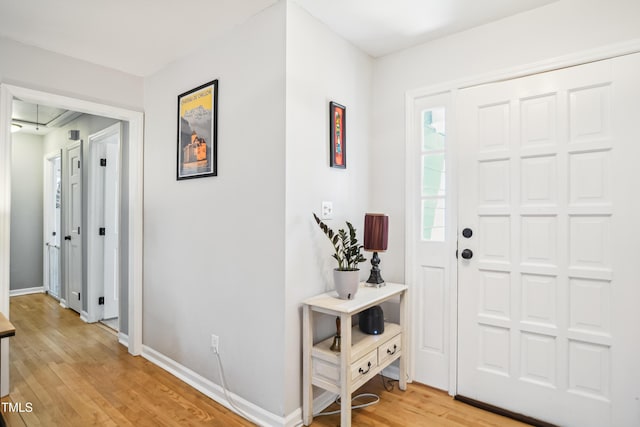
[2,294,530,426]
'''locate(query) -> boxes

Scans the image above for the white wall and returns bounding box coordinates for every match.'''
[143,1,287,417]
[284,1,373,414]
[0,37,143,111]
[371,0,640,281]
[10,133,44,290]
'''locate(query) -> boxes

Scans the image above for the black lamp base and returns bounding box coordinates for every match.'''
[365,251,385,287]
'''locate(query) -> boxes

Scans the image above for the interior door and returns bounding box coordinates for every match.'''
[65,141,82,313]
[457,55,640,426]
[411,92,454,390]
[44,153,62,299]
[102,133,120,320]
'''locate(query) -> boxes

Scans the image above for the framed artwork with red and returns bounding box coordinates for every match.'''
[329,101,346,169]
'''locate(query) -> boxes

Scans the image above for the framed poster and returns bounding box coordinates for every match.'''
[177,79,218,180]
[329,101,346,169]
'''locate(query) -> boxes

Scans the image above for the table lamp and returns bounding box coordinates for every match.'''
[364,213,388,287]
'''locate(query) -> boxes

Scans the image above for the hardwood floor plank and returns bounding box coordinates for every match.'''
[4,294,532,426]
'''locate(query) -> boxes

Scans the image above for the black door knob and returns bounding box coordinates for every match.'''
[64,235,71,241]
[462,228,473,238]
[461,249,473,260]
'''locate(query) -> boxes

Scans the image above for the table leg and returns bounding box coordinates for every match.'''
[302,305,313,425]
[339,312,352,426]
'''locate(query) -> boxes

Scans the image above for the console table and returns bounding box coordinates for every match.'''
[302,282,408,426]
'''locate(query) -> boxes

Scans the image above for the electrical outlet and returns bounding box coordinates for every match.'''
[211,334,219,353]
[321,201,333,220]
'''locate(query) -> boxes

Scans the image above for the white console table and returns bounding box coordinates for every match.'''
[302,282,408,426]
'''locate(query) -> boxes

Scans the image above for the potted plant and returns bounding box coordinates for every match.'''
[313,213,366,299]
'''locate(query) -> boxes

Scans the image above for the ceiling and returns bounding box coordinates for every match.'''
[11,99,82,135]
[0,0,557,77]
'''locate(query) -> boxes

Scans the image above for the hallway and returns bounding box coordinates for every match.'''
[1,294,252,426]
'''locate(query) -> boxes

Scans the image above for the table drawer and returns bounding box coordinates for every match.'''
[378,333,401,366]
[351,350,377,383]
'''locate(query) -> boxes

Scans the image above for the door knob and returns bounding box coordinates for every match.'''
[461,249,473,260]
[64,235,71,241]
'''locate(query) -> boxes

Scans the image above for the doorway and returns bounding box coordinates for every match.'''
[407,53,640,426]
[0,84,143,396]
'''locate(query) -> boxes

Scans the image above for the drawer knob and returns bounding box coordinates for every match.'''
[358,361,372,375]
[387,344,398,355]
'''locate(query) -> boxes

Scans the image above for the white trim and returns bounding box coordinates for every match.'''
[59,298,68,309]
[80,311,90,323]
[404,38,640,399]
[0,84,143,358]
[142,345,298,427]
[118,332,129,348]
[9,287,45,297]
[382,364,400,381]
[0,86,11,397]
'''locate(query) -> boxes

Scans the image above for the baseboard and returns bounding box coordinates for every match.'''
[312,390,339,417]
[118,332,128,347]
[59,299,68,308]
[382,364,400,381]
[9,286,44,297]
[80,311,89,323]
[142,345,298,427]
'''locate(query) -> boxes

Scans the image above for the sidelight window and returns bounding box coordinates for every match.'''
[421,108,446,241]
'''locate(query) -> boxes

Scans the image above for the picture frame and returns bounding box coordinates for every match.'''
[329,101,346,169]
[177,79,218,180]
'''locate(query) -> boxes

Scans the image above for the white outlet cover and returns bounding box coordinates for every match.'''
[321,201,333,219]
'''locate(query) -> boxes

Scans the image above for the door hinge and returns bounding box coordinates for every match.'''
[99,227,106,236]
[77,160,81,169]
[98,297,104,305]
[100,158,107,167]
[78,292,81,301]
[77,226,81,235]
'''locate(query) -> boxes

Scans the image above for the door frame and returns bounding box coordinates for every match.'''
[0,84,143,395]
[86,122,122,325]
[404,40,640,397]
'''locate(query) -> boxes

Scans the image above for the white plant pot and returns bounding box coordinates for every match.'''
[333,269,360,300]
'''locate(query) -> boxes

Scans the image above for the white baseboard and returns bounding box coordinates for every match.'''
[382,364,400,381]
[9,286,44,297]
[59,299,68,308]
[142,345,303,427]
[118,332,128,347]
[80,311,89,323]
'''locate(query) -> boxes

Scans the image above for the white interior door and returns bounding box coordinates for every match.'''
[103,134,120,320]
[457,54,640,426]
[44,153,62,299]
[410,92,454,390]
[65,141,82,313]
[87,123,121,323]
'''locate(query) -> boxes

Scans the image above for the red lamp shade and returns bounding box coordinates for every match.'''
[364,213,388,252]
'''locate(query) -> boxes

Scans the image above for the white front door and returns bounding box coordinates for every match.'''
[410,92,454,390]
[65,141,82,313]
[457,54,640,426]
